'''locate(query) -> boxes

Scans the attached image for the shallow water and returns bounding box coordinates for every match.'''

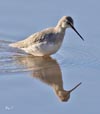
[0,0,100,114]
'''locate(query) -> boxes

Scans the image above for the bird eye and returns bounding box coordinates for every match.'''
[67,21,70,25]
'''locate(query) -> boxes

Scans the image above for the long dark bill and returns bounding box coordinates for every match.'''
[69,82,82,93]
[69,23,84,41]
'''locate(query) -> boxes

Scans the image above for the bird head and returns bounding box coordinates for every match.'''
[56,16,84,41]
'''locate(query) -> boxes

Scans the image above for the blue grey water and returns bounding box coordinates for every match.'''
[0,0,100,114]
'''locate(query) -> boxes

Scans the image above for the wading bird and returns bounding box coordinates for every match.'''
[9,16,84,56]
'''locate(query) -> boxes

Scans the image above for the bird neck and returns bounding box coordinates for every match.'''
[55,24,66,34]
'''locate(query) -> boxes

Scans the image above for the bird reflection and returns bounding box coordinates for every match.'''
[15,55,81,102]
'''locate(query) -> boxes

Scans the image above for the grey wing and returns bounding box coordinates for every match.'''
[9,28,56,48]
[9,32,42,48]
[10,32,44,48]
[23,32,46,47]
[25,31,56,46]
[33,33,56,43]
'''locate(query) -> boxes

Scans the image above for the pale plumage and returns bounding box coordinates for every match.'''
[9,16,84,56]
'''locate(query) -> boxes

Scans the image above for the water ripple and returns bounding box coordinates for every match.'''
[0,40,100,73]
[53,46,100,69]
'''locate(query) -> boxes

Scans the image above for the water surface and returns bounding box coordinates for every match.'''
[0,0,100,114]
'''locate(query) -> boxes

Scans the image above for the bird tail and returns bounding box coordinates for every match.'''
[9,41,24,48]
[9,43,19,48]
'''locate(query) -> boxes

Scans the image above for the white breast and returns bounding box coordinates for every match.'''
[22,41,62,56]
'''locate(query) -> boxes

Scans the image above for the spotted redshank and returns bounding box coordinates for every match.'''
[9,16,84,56]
